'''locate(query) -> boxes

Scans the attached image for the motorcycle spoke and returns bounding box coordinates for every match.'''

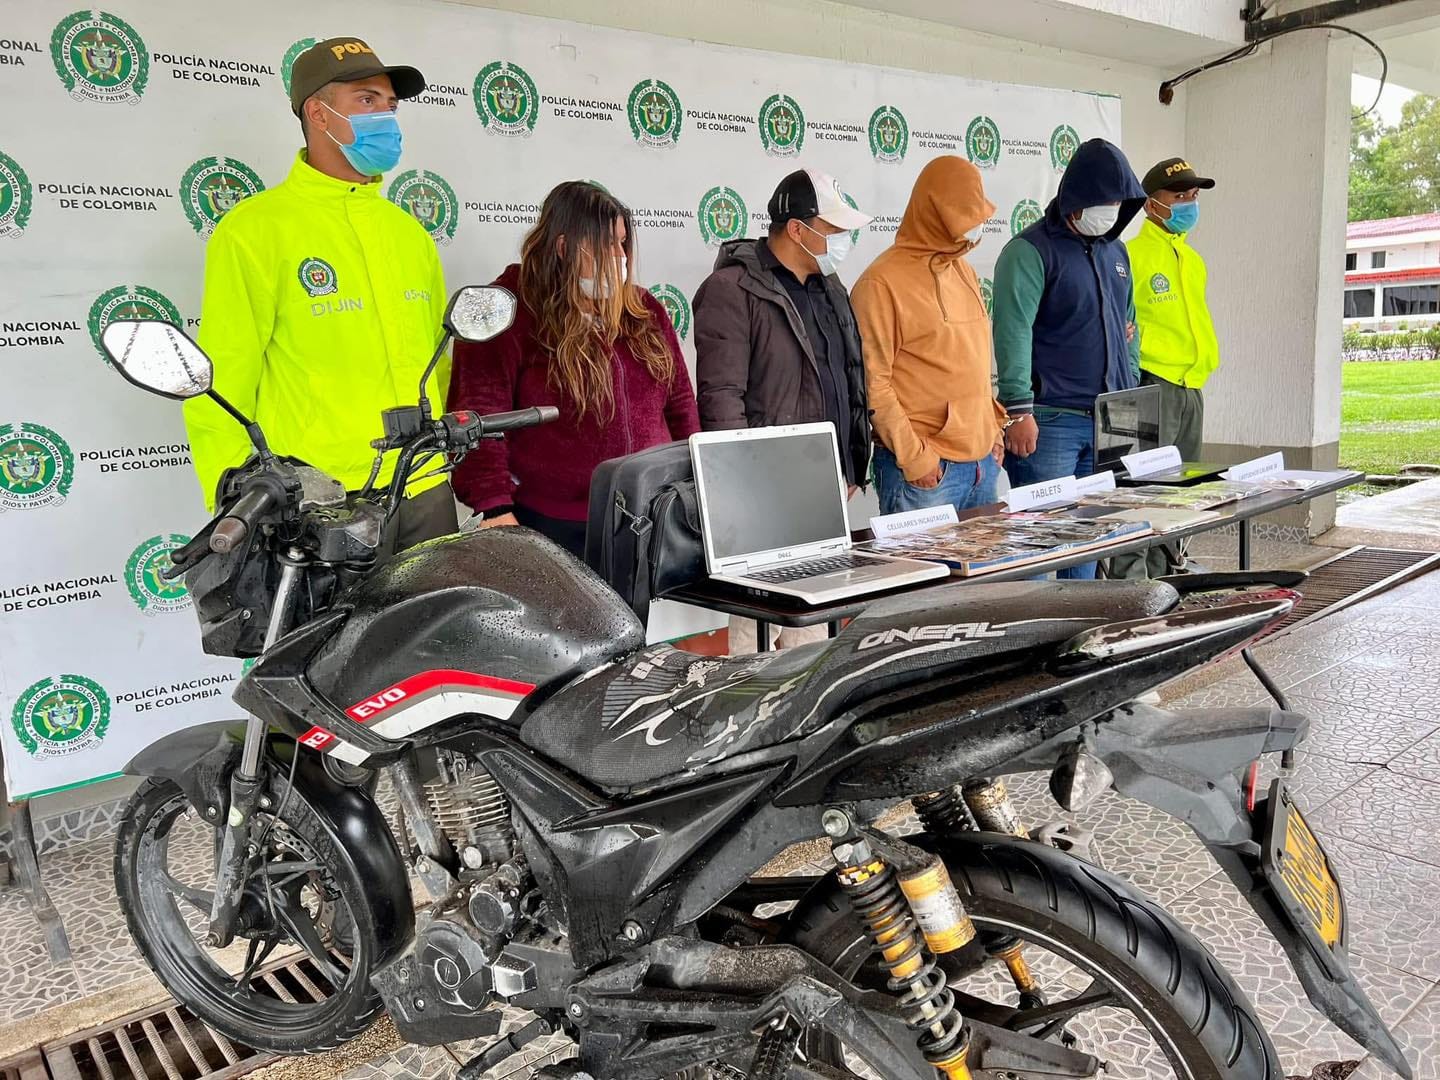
[256,859,320,891]
[160,870,214,915]
[236,936,279,993]
[273,898,346,987]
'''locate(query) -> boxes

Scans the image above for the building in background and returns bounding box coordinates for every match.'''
[1344,212,1440,328]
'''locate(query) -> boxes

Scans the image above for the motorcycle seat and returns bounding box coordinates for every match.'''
[520,580,1178,794]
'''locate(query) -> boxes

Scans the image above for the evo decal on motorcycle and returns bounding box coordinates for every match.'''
[346,669,537,738]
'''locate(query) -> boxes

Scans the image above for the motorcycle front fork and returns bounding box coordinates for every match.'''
[206,556,304,948]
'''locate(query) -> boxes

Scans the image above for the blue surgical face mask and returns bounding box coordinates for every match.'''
[798,220,853,276]
[323,102,402,176]
[1161,199,1199,234]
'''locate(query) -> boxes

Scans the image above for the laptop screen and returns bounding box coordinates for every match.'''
[692,427,849,563]
[1095,385,1162,468]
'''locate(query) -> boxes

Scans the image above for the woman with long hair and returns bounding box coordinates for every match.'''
[448,180,699,557]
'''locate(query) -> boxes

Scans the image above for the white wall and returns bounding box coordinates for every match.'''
[447,0,1189,179]
[1186,32,1353,453]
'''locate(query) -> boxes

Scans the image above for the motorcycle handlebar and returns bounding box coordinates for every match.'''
[478,406,559,436]
[210,487,273,554]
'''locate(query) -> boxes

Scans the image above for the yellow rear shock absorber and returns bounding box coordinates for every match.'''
[961,777,1029,838]
[824,812,974,1079]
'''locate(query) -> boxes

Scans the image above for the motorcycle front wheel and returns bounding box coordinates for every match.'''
[787,834,1284,1080]
[113,775,385,1055]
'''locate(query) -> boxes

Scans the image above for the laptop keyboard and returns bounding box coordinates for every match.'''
[746,553,890,584]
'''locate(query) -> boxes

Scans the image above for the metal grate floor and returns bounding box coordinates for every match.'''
[1258,545,1439,643]
[0,950,349,1079]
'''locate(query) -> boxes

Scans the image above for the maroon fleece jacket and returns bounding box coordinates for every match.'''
[448,263,700,522]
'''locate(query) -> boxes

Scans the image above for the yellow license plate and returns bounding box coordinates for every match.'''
[1271,790,1343,949]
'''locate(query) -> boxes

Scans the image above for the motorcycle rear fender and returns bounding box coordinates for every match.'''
[1005,703,1412,1080]
[125,721,415,968]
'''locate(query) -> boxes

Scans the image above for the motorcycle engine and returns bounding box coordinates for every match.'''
[378,748,560,1042]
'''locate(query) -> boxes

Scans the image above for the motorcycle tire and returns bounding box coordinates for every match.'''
[786,832,1284,1080]
[114,776,385,1055]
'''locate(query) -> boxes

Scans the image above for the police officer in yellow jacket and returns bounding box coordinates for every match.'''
[1128,158,1219,463]
[183,37,453,551]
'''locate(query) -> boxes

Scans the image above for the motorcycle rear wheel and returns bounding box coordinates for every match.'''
[113,776,384,1055]
[786,834,1284,1079]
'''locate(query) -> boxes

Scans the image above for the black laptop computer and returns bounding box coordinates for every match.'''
[1094,386,1228,486]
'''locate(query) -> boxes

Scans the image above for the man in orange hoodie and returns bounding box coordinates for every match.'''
[852,156,1008,516]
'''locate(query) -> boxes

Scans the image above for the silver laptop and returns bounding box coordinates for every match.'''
[689,423,949,604]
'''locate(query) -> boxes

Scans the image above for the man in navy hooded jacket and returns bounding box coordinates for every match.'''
[992,138,1146,579]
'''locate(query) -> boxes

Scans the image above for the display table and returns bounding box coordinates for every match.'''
[662,471,1363,650]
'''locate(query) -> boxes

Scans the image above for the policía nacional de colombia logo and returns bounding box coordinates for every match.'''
[1010,199,1043,236]
[388,169,459,245]
[50,10,148,105]
[88,285,182,364]
[0,149,33,240]
[648,284,692,341]
[868,105,908,164]
[1151,273,1171,295]
[12,675,111,758]
[965,116,1001,169]
[281,37,319,97]
[0,423,74,512]
[475,60,539,137]
[628,79,683,148]
[298,256,337,298]
[758,94,805,157]
[1050,124,1080,171]
[180,157,264,238]
[979,277,995,316]
[697,186,747,247]
[125,534,192,615]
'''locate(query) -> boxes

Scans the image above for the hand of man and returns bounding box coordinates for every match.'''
[991,438,1005,467]
[481,512,520,528]
[911,463,945,490]
[846,485,858,500]
[1005,415,1039,458]
[1126,321,1137,344]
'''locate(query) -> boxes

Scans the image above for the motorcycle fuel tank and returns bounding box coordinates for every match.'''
[305,527,644,740]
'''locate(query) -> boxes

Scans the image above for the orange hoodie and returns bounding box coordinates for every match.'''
[852,156,1008,482]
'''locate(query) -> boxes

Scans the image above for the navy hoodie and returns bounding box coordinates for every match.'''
[993,139,1146,415]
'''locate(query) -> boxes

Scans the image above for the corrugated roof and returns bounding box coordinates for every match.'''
[1347,213,1440,240]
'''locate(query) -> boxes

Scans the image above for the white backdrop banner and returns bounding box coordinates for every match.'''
[0,1,1120,799]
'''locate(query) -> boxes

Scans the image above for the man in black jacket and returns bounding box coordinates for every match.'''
[693,167,873,651]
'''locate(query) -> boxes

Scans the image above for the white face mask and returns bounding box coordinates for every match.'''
[579,253,627,299]
[963,224,984,245]
[799,220,852,276]
[1074,204,1121,237]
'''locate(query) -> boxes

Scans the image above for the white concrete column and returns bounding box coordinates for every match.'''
[1185,31,1355,535]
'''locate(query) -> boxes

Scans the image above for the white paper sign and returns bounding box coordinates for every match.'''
[1006,476,1078,511]
[1223,452,1286,483]
[1075,471,1118,495]
[1122,445,1183,478]
[870,505,960,539]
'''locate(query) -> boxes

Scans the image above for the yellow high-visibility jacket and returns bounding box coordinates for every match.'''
[1127,217,1220,390]
[184,151,448,510]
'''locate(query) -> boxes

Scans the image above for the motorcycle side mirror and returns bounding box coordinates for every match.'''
[100,319,272,459]
[417,286,519,419]
[445,285,518,343]
[100,320,214,400]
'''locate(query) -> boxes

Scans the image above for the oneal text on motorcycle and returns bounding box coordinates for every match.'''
[857,622,1007,650]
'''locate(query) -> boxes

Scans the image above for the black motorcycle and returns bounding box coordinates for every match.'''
[99,290,1410,1080]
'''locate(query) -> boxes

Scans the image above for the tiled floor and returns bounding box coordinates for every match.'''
[0,570,1436,1078]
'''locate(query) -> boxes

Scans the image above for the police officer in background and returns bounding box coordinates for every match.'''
[183,37,453,553]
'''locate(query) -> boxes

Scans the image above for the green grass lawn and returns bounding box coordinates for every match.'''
[1340,360,1440,476]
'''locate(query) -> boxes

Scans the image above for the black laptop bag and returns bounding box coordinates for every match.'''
[585,441,705,619]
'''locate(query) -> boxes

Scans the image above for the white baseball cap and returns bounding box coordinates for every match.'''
[768,167,873,231]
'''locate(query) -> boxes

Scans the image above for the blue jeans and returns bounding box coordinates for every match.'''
[873,445,1001,516]
[1004,409,1096,580]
